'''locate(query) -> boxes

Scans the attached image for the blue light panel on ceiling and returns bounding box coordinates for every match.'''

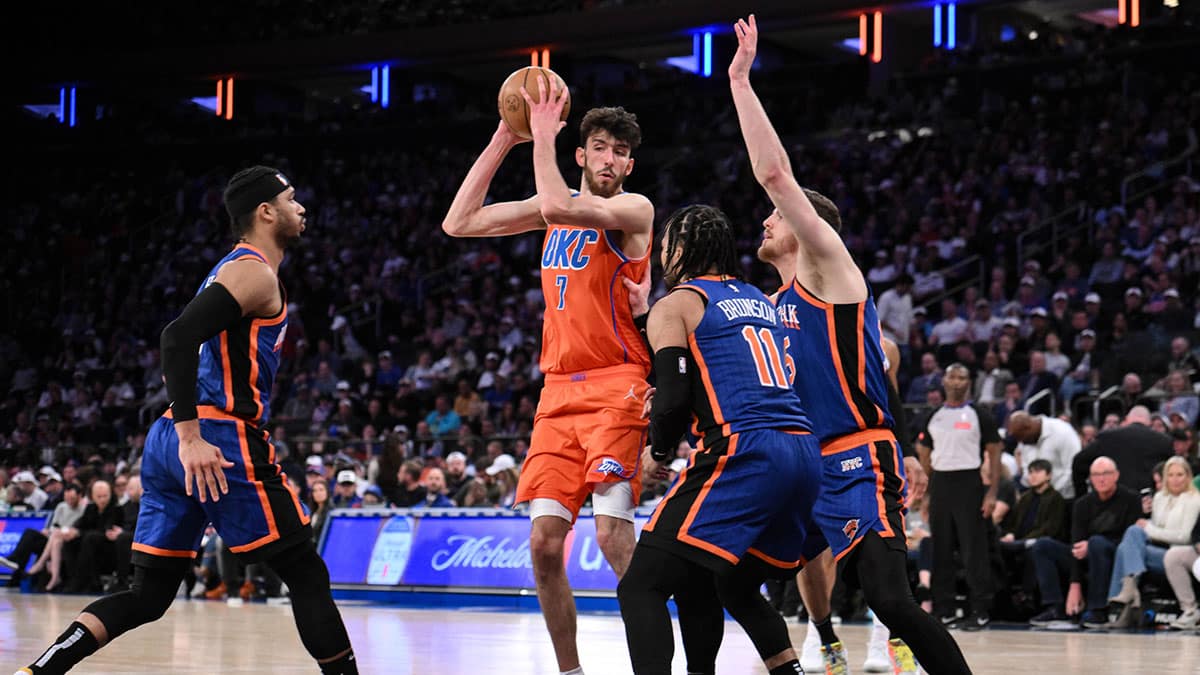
[702,32,712,77]
[947,3,956,50]
[381,66,390,108]
[934,3,942,47]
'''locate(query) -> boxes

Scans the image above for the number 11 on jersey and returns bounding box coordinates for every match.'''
[741,326,793,389]
[555,275,568,310]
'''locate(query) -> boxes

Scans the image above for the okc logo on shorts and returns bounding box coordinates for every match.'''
[842,519,860,540]
[593,457,633,479]
[840,456,864,473]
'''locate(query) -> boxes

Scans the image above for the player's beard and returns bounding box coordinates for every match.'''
[278,215,305,247]
[584,166,624,197]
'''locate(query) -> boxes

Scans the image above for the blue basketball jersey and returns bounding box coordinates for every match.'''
[194,244,288,428]
[774,278,894,444]
[675,276,812,446]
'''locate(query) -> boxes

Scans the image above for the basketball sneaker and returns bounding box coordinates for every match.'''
[0,556,18,571]
[800,621,824,672]
[203,581,227,600]
[888,639,918,675]
[820,641,850,675]
[862,626,890,672]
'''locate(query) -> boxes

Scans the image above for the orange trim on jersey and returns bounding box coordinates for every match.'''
[280,470,312,526]
[219,331,235,411]
[891,440,909,534]
[826,305,867,429]
[679,532,739,565]
[163,405,247,423]
[131,542,197,559]
[687,333,725,427]
[228,422,280,553]
[866,441,895,537]
[248,322,263,422]
[646,453,696,532]
[820,428,897,456]
[747,547,799,569]
[678,434,740,565]
[233,242,271,263]
[789,278,831,309]
[834,535,866,563]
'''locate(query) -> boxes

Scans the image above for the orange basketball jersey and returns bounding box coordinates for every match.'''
[538,224,651,375]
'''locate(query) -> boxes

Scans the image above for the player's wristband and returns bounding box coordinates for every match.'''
[649,346,692,462]
[633,313,651,355]
[161,283,244,422]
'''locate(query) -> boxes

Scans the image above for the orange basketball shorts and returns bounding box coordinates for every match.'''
[517,363,650,519]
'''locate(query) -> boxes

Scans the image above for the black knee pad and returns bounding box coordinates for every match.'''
[86,565,183,640]
[266,541,329,593]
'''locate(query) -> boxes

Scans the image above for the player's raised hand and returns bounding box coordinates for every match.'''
[494,119,531,148]
[178,432,234,503]
[729,14,758,82]
[521,74,568,140]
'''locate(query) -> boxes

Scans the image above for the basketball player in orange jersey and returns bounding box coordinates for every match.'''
[442,76,654,675]
[730,15,971,675]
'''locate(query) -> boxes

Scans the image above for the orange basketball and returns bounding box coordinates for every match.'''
[497,66,571,140]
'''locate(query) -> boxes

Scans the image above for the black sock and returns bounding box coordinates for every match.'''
[318,650,358,675]
[769,660,803,675]
[26,621,100,674]
[813,615,839,645]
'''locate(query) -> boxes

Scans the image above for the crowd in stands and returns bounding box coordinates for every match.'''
[3,10,1200,623]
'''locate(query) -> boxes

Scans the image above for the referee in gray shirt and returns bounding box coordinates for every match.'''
[917,363,1002,630]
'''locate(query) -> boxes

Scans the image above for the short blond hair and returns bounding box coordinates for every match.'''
[1161,456,1198,495]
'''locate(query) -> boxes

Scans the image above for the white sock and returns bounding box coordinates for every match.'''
[873,613,887,631]
[561,668,584,675]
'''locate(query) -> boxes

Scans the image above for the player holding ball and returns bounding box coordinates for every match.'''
[443,67,654,675]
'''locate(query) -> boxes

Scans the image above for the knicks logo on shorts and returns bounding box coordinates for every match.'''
[842,519,860,540]
[839,456,864,473]
[593,457,634,479]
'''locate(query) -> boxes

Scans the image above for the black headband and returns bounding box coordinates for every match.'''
[224,169,292,220]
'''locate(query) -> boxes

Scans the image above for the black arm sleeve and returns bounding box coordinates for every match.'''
[160,283,244,422]
[887,381,916,458]
[649,346,693,462]
[633,313,652,367]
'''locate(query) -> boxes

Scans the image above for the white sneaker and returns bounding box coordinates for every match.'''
[800,621,824,672]
[1171,608,1200,630]
[862,625,890,672]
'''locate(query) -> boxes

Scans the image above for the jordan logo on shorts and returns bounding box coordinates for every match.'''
[842,518,860,540]
[623,385,638,401]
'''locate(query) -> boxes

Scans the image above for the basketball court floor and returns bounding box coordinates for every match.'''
[2,593,1196,673]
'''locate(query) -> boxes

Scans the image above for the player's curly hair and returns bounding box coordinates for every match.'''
[580,107,642,151]
[661,204,741,287]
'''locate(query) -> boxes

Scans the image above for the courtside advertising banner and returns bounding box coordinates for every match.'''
[320,509,649,591]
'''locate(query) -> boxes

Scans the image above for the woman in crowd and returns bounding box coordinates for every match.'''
[308,479,332,542]
[1106,456,1200,628]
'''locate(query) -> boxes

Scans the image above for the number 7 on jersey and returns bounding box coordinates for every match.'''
[554,275,568,310]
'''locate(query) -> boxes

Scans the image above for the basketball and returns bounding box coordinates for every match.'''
[497,66,571,140]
